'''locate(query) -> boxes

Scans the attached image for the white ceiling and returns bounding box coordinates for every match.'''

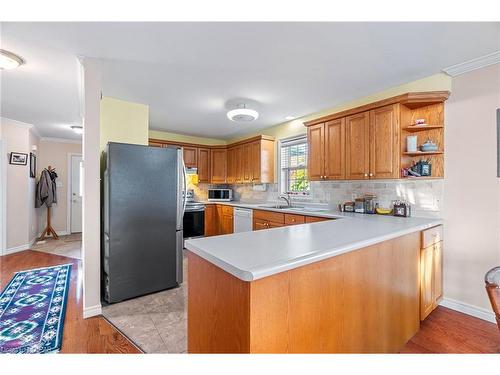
[1,22,500,140]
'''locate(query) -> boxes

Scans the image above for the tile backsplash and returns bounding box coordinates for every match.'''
[189,179,443,217]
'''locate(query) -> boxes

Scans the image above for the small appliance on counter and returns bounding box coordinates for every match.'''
[343,201,355,212]
[354,198,365,213]
[364,194,378,214]
[208,188,233,202]
[392,201,412,217]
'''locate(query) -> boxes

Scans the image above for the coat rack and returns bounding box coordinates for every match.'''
[39,165,59,241]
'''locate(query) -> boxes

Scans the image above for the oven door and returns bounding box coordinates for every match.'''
[183,209,205,239]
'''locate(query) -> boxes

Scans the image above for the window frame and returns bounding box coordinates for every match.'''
[277,135,312,201]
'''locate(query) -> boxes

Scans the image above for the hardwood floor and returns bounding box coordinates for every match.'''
[0,250,141,353]
[2,250,498,354]
[401,306,500,353]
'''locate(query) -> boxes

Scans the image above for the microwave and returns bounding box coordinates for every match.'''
[208,188,233,202]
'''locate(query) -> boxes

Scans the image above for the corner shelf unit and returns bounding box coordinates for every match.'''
[404,125,443,132]
[403,151,444,156]
[400,96,446,178]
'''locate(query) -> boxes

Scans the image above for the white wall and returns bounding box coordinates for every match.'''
[81,58,103,318]
[443,63,500,317]
[0,117,39,253]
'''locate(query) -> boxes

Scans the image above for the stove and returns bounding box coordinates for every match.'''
[184,190,205,238]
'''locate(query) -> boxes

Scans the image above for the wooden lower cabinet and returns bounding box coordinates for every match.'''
[204,204,217,237]
[305,216,328,223]
[218,205,234,235]
[204,204,233,236]
[188,232,421,353]
[420,225,443,321]
[253,210,331,230]
[284,213,306,225]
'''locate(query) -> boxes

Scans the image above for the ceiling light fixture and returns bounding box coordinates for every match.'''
[285,116,296,121]
[71,125,83,135]
[227,104,259,122]
[0,49,24,70]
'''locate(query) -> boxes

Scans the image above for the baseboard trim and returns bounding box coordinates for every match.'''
[83,304,102,319]
[439,297,496,323]
[4,242,32,255]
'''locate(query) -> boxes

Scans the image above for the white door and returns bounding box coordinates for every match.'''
[70,155,83,233]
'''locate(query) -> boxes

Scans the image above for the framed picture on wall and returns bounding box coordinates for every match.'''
[30,152,36,178]
[9,152,28,165]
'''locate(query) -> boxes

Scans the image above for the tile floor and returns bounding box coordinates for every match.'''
[101,253,188,353]
[31,233,82,259]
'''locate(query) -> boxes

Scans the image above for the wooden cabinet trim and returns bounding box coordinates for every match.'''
[303,91,450,127]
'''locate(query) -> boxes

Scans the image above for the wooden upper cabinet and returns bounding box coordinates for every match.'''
[197,148,211,183]
[250,141,261,183]
[307,123,325,181]
[147,135,275,185]
[149,140,165,148]
[235,145,243,183]
[345,111,370,180]
[369,104,400,179]
[324,118,346,180]
[183,146,198,168]
[210,149,227,183]
[243,143,252,183]
[226,147,236,183]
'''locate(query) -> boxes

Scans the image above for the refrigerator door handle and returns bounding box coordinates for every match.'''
[176,148,184,230]
[182,157,187,218]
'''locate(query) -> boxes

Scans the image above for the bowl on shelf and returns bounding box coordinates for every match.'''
[420,140,438,152]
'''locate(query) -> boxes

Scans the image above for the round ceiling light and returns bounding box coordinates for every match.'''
[0,49,24,70]
[227,105,259,122]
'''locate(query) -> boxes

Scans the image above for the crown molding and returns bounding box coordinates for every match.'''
[443,50,500,77]
[40,137,82,144]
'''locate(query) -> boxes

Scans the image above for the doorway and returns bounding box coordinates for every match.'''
[69,154,83,233]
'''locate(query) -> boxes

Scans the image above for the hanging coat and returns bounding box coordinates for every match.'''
[35,169,58,208]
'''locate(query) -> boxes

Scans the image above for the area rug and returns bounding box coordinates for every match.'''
[0,264,72,354]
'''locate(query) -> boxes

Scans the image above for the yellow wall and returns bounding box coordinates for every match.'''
[228,73,452,143]
[148,129,226,146]
[100,97,149,151]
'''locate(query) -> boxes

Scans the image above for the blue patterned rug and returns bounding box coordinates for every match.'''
[0,264,72,354]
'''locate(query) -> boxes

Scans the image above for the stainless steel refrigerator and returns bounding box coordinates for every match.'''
[102,142,186,303]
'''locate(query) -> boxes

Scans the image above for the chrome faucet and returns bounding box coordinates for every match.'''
[279,193,292,207]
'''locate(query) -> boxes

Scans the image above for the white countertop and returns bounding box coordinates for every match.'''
[185,202,442,281]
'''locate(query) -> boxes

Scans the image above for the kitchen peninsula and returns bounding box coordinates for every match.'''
[185,210,443,353]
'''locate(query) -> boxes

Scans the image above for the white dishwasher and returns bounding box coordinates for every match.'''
[233,207,253,233]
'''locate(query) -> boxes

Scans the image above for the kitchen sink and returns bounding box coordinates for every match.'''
[258,204,304,210]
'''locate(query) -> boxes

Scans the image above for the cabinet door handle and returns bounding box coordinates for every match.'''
[364,173,368,177]
[369,173,373,177]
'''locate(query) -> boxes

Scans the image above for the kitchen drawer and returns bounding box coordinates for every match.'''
[305,216,329,223]
[284,213,306,225]
[422,225,443,248]
[253,209,285,224]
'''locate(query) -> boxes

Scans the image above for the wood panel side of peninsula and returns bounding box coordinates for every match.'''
[188,232,421,353]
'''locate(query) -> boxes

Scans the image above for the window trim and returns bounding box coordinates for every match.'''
[277,134,312,201]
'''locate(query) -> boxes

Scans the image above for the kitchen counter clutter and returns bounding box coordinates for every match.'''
[185,207,441,281]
